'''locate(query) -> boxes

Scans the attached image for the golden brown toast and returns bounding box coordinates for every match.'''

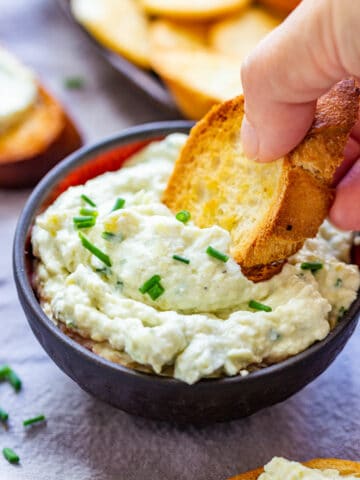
[209,7,282,62]
[163,79,359,281]
[141,0,251,21]
[229,458,360,479]
[71,0,150,68]
[0,85,82,188]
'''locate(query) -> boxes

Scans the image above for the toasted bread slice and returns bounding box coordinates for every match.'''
[150,20,237,119]
[141,0,251,21]
[150,20,208,52]
[209,7,282,61]
[229,458,360,479]
[71,0,150,68]
[150,46,242,119]
[0,86,82,188]
[163,79,359,281]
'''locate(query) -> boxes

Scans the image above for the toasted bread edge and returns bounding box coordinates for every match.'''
[228,458,360,479]
[163,80,359,282]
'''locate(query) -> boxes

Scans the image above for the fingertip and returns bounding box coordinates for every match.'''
[330,159,360,230]
[241,115,259,161]
[241,115,284,163]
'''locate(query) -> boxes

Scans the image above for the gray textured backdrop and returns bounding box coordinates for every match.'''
[1,1,359,479]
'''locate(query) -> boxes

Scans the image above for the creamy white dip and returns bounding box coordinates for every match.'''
[32,134,360,384]
[0,47,38,133]
[259,457,358,479]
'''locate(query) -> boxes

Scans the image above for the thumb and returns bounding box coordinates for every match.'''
[330,159,360,230]
[241,0,360,162]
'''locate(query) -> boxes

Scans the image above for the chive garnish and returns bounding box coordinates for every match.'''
[335,278,343,287]
[79,208,98,217]
[74,221,96,229]
[73,216,96,229]
[101,232,117,241]
[300,262,323,272]
[111,198,126,211]
[23,415,46,427]
[81,194,96,207]
[176,210,191,223]
[249,300,272,312]
[338,306,347,320]
[0,365,21,392]
[0,408,8,422]
[206,246,229,262]
[172,254,190,264]
[148,283,165,301]
[2,448,19,464]
[0,365,11,380]
[139,275,165,300]
[6,370,22,392]
[64,76,84,90]
[78,232,112,267]
[139,275,161,294]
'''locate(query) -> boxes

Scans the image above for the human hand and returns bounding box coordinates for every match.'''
[240,0,360,230]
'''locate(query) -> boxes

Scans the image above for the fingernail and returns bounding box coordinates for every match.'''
[241,116,259,160]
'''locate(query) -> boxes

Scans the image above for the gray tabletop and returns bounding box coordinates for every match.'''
[1,1,360,479]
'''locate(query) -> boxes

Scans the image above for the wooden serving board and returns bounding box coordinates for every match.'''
[56,0,179,114]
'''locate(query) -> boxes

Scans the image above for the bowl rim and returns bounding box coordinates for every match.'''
[13,120,360,388]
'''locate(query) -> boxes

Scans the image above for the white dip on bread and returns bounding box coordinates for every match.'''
[32,134,360,384]
[259,457,358,479]
[0,47,38,133]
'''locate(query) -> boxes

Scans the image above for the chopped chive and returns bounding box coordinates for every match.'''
[0,409,8,422]
[172,254,190,265]
[74,216,96,222]
[148,282,165,301]
[23,415,46,427]
[6,370,22,392]
[73,216,96,229]
[2,448,19,464]
[0,365,11,380]
[176,210,191,224]
[338,306,347,320]
[74,222,95,229]
[206,246,229,263]
[0,366,21,392]
[101,232,116,241]
[249,300,272,312]
[79,208,98,217]
[78,232,112,267]
[139,275,161,294]
[335,278,343,288]
[81,194,96,207]
[300,262,323,272]
[111,198,126,211]
[64,76,84,90]
[95,267,108,273]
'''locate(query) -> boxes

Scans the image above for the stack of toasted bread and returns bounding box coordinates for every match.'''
[70,0,299,119]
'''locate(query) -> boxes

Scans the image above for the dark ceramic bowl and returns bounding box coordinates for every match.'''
[13,121,360,423]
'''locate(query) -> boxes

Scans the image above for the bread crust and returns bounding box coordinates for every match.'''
[150,47,242,120]
[141,0,251,21]
[163,79,359,281]
[228,458,360,479]
[71,0,150,68]
[0,86,82,188]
